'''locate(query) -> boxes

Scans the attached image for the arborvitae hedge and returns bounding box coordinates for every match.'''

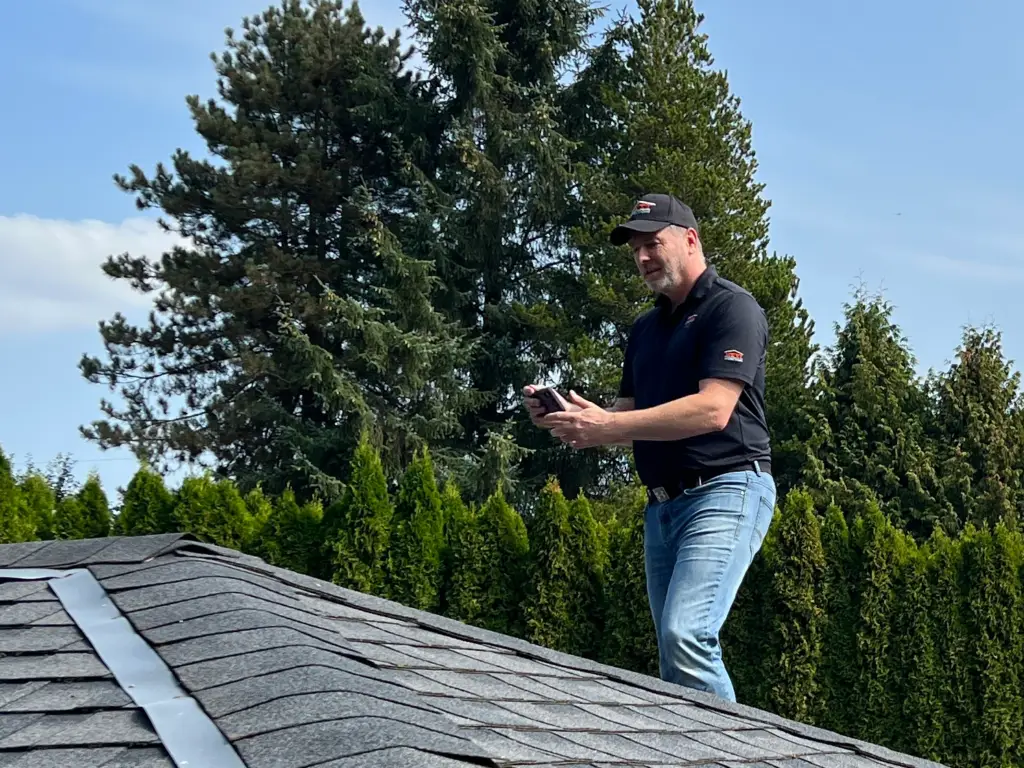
[0,450,35,544]
[759,488,823,723]
[77,474,112,539]
[115,466,174,536]
[523,479,578,653]
[814,503,859,734]
[255,487,324,576]
[171,475,254,550]
[386,448,445,611]
[322,432,393,592]
[600,494,659,676]
[7,436,1024,768]
[439,479,487,625]
[19,473,54,541]
[474,486,529,638]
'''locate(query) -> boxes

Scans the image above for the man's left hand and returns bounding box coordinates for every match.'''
[543,391,617,449]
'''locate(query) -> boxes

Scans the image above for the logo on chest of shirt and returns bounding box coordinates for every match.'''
[723,349,744,363]
[684,314,697,327]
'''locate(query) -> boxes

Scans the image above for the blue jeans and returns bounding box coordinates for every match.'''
[643,467,776,701]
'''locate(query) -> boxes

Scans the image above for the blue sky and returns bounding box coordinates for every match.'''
[2,0,1024,502]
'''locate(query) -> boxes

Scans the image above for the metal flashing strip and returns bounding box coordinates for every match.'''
[0,567,246,768]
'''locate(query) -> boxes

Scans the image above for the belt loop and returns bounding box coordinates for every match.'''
[753,460,761,476]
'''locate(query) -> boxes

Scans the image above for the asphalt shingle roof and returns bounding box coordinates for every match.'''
[0,534,947,768]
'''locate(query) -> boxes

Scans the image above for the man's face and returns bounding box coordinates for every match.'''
[629,225,694,295]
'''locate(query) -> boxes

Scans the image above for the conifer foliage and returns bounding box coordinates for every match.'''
[78,0,476,499]
[386,448,446,611]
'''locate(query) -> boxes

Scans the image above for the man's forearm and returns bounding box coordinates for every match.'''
[606,397,636,446]
[606,392,726,443]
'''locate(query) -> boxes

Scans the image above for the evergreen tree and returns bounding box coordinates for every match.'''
[958,522,1024,765]
[849,501,902,744]
[0,449,34,544]
[564,492,606,659]
[805,288,946,540]
[814,503,859,735]
[76,473,111,539]
[255,486,323,575]
[599,488,659,676]
[171,475,254,549]
[115,466,174,536]
[475,486,530,637]
[439,480,487,625]
[53,496,87,540]
[78,0,477,500]
[721,550,771,708]
[759,488,822,724]
[243,485,275,555]
[386,447,445,611]
[927,528,973,763]
[926,325,1024,532]
[19,473,55,541]
[523,479,575,651]
[323,431,393,593]
[44,453,78,503]
[888,539,942,760]
[401,0,600,504]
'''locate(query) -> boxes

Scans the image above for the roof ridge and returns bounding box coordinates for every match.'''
[0,534,193,569]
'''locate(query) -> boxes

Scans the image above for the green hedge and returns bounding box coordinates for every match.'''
[2,440,1022,768]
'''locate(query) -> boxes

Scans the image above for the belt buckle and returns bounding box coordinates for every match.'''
[651,487,670,503]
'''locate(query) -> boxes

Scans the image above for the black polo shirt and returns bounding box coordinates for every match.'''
[618,265,771,487]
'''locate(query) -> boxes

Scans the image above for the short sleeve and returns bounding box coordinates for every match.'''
[618,325,637,398]
[697,292,768,386]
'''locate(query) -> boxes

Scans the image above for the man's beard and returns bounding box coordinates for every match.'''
[644,268,674,294]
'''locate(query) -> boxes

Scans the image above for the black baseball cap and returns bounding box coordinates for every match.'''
[609,193,699,246]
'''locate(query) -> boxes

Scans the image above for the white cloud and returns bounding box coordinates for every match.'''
[0,215,185,335]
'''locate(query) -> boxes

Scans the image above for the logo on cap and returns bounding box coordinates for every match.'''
[632,200,656,216]
[723,349,744,363]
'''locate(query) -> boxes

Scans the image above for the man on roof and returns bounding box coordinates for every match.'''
[523,193,776,702]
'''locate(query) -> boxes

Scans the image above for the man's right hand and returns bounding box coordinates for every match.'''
[523,384,577,428]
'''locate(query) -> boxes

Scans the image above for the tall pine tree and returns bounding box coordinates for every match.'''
[79,0,477,500]
[400,0,601,506]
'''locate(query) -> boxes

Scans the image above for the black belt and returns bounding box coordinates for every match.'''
[646,460,770,504]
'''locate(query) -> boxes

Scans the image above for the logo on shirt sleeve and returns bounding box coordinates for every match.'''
[723,349,744,363]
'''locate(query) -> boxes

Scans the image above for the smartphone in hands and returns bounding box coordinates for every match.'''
[534,387,568,415]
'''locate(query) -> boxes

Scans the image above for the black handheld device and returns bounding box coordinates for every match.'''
[534,387,566,415]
